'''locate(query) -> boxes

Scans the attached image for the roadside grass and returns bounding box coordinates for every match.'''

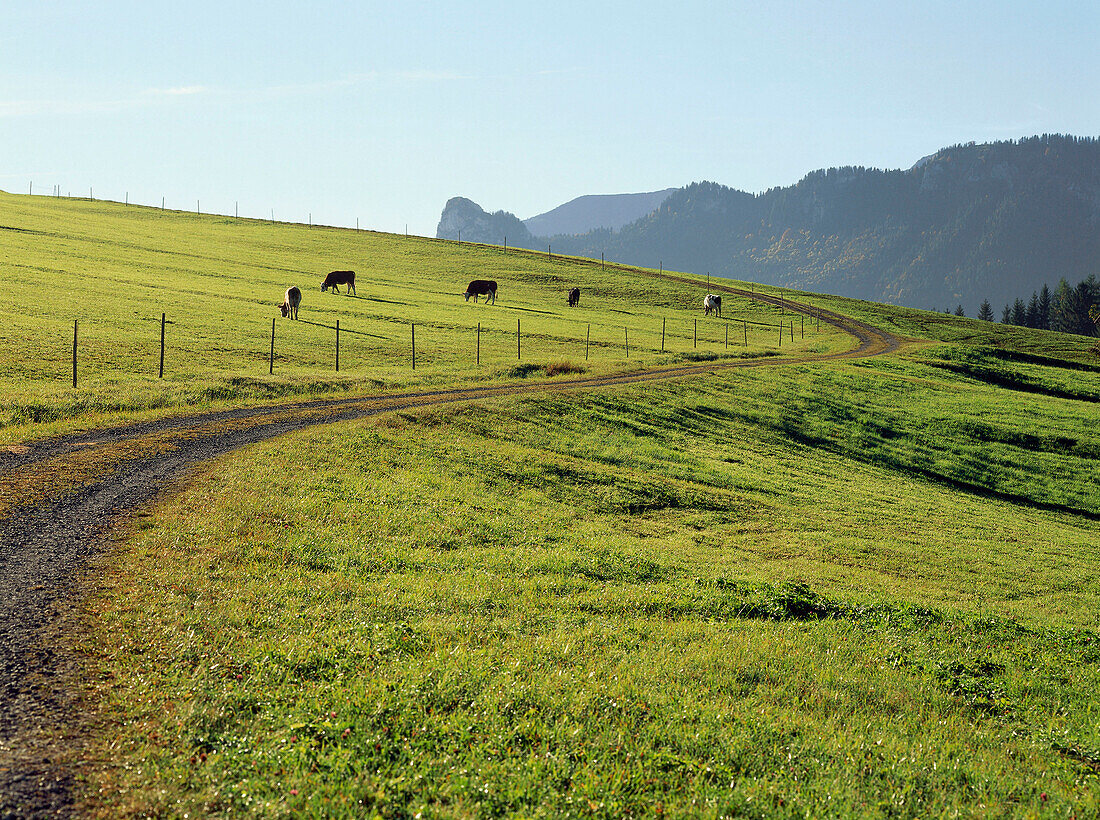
[0,192,845,443]
[77,351,1100,817]
[797,290,1099,363]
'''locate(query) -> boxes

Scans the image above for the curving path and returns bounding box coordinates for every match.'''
[0,289,900,818]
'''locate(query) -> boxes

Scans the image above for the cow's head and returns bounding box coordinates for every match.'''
[320,283,329,292]
[280,303,289,317]
[463,291,471,301]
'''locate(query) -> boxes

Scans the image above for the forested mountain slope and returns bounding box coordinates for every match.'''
[439,136,1100,316]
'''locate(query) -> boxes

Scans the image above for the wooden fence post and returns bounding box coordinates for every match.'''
[790,321,794,342]
[72,320,77,388]
[477,322,481,365]
[661,317,665,352]
[743,320,748,346]
[801,315,804,338]
[694,319,697,348]
[411,323,416,369]
[517,318,521,360]
[270,317,276,374]
[725,322,728,349]
[159,313,165,378]
[586,324,590,360]
[778,322,782,347]
[625,327,629,358]
[335,319,340,372]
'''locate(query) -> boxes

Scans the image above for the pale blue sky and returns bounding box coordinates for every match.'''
[3,1,1097,236]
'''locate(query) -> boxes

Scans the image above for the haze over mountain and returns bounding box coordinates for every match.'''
[436,190,676,247]
[523,189,677,237]
[437,135,1100,316]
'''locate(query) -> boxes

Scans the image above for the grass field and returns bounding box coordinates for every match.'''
[4,193,1100,817]
[0,191,845,444]
[76,352,1100,818]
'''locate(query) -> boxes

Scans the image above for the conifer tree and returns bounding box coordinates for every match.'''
[1052,279,1074,332]
[1001,304,1011,323]
[1038,284,1052,330]
[954,305,965,316]
[1026,292,1040,328]
[1012,298,1027,326]
[978,299,994,321]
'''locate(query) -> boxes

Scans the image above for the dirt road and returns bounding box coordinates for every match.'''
[0,290,899,817]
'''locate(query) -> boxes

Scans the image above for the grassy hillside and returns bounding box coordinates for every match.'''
[0,192,845,443]
[77,342,1100,817]
[6,191,1098,816]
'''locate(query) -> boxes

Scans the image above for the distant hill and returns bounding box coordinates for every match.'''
[435,189,675,246]
[435,197,533,246]
[523,189,676,237]
[438,135,1100,315]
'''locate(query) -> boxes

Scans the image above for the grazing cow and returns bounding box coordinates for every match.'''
[568,287,580,307]
[280,286,302,320]
[464,279,497,304]
[703,293,722,317]
[321,270,356,295]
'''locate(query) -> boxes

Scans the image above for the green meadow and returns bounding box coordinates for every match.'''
[0,191,843,443]
[79,349,1100,818]
[2,194,1099,817]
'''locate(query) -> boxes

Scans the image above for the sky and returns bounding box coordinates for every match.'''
[3,1,1099,236]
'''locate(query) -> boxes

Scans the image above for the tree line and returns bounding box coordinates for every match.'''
[972,275,1099,336]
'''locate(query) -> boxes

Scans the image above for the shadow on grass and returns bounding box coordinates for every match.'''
[293,319,389,339]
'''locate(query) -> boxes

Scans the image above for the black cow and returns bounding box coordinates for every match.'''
[464,279,497,304]
[567,287,580,307]
[321,270,356,295]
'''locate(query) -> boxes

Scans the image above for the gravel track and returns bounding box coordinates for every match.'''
[0,291,899,817]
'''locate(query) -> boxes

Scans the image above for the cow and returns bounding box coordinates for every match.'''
[703,293,722,317]
[321,270,356,295]
[280,286,302,320]
[568,287,580,307]
[464,279,497,304]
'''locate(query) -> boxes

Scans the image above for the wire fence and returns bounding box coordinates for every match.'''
[56,307,821,387]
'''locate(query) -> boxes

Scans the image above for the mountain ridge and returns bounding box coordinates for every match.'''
[523,189,677,236]
[437,135,1100,316]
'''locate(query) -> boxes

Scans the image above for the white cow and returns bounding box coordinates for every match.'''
[703,293,722,317]
[281,286,302,320]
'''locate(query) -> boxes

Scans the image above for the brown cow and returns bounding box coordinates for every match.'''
[280,286,302,320]
[568,287,580,307]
